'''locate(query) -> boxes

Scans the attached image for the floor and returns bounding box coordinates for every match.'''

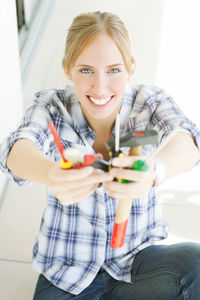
[0,1,200,299]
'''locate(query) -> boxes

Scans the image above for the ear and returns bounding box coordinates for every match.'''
[128,60,136,80]
[64,68,72,81]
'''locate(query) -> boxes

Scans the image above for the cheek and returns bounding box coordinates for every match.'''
[109,76,128,92]
[73,76,90,93]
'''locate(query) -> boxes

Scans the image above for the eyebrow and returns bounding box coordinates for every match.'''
[76,63,124,68]
[107,63,124,68]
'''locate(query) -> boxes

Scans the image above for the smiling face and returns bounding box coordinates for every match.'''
[67,34,131,125]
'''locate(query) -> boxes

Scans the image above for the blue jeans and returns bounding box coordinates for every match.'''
[33,242,200,299]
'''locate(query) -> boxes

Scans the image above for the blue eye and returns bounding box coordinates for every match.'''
[80,68,92,74]
[108,68,121,73]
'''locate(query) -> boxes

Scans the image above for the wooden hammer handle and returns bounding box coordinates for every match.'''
[110,145,142,248]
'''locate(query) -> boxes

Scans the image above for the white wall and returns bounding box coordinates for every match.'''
[0,1,23,197]
[156,0,200,126]
[24,0,40,25]
[27,0,164,92]
[0,2,23,141]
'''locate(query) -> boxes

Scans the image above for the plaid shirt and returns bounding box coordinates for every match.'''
[1,84,200,295]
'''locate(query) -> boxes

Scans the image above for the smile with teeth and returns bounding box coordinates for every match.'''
[87,95,113,106]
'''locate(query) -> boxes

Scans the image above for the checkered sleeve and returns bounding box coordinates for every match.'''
[0,89,60,185]
[149,88,200,164]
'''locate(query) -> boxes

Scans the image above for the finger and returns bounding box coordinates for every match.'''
[53,165,94,182]
[72,173,114,188]
[105,179,151,199]
[105,182,139,200]
[105,180,137,194]
[57,183,98,205]
[111,156,144,168]
[74,172,113,187]
[95,153,103,160]
[109,167,146,182]
[106,188,131,200]
[51,175,102,194]
[53,171,113,192]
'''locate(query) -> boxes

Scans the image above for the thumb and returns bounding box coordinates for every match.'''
[95,153,103,160]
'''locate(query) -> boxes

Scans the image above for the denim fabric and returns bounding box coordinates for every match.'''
[33,242,200,300]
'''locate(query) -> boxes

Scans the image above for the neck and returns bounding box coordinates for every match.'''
[83,107,120,138]
[89,116,116,138]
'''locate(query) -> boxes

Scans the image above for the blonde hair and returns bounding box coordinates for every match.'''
[62,11,135,74]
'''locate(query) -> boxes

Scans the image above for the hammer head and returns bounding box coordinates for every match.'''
[106,130,158,152]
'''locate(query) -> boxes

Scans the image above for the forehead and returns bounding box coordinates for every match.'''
[74,34,124,67]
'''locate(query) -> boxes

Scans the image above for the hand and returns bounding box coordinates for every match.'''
[47,162,113,206]
[105,156,156,200]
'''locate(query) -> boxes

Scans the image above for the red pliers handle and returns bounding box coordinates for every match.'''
[49,122,109,171]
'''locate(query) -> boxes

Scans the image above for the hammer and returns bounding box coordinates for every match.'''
[106,127,158,248]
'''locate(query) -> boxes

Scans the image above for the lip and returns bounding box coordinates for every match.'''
[86,95,114,107]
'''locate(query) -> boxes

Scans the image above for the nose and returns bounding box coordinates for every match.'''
[91,72,108,96]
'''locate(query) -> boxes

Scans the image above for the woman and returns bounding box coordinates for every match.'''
[1,11,200,299]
